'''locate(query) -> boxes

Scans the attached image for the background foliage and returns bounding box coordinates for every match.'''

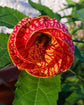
[0,0,84,105]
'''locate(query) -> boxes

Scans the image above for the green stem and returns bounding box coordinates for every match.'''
[38,0,41,4]
[73,40,84,43]
[69,69,84,82]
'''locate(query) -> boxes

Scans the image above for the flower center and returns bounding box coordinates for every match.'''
[27,33,51,63]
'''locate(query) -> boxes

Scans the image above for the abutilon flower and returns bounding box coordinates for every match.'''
[8,16,75,77]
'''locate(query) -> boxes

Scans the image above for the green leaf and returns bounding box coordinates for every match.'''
[65,76,80,83]
[0,6,27,28]
[64,92,84,105]
[77,99,84,105]
[74,46,84,62]
[77,9,84,21]
[79,0,84,3]
[62,83,80,92]
[71,27,81,34]
[38,0,41,4]
[13,71,61,105]
[0,33,12,67]
[81,22,84,29]
[66,0,76,4]
[28,0,61,21]
[66,0,75,4]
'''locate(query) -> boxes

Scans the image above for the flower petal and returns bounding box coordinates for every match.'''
[8,16,74,77]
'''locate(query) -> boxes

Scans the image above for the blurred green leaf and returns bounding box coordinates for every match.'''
[62,83,80,92]
[77,9,84,21]
[59,4,75,12]
[38,0,41,4]
[28,0,61,21]
[0,6,27,28]
[74,46,84,62]
[66,0,84,10]
[71,7,78,17]
[81,22,84,28]
[13,71,61,105]
[66,0,75,4]
[67,18,81,23]
[71,27,81,34]
[79,0,84,3]
[65,76,80,83]
[77,99,84,105]
[64,92,84,105]
[0,33,12,67]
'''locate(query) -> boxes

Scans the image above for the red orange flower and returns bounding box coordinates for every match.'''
[8,16,75,77]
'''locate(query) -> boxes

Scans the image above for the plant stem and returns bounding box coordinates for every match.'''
[73,40,84,43]
[69,69,84,82]
[0,78,15,92]
[38,0,41,4]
